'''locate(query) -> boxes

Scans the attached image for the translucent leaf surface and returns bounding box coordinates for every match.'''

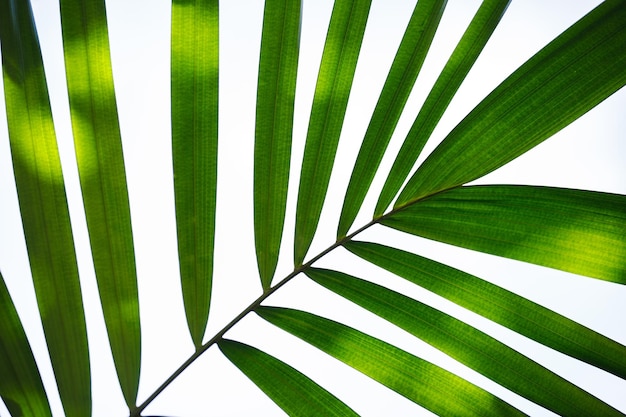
[0,272,52,417]
[307,267,624,416]
[384,185,626,283]
[396,0,626,206]
[345,240,626,379]
[171,0,219,348]
[294,0,372,265]
[254,0,302,289]
[60,0,141,407]
[219,339,358,416]
[337,0,447,237]
[0,1,91,415]
[257,306,526,416]
[375,0,510,216]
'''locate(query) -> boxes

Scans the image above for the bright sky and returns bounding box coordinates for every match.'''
[1,0,625,416]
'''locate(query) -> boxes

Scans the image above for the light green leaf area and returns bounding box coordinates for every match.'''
[254,0,302,289]
[336,0,447,238]
[375,0,510,216]
[257,306,526,417]
[294,0,372,266]
[383,185,626,284]
[0,1,91,416]
[0,272,52,417]
[396,0,626,206]
[306,267,624,417]
[60,0,141,408]
[218,339,358,417]
[345,240,626,380]
[172,0,219,349]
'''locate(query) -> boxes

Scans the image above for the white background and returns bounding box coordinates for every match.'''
[1,0,625,416]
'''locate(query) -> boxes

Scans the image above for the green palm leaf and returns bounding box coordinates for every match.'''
[218,339,358,416]
[1,1,624,415]
[336,0,447,238]
[257,306,526,416]
[59,0,141,408]
[254,0,302,289]
[294,0,372,266]
[306,267,624,416]
[375,0,510,216]
[396,0,626,206]
[0,1,91,415]
[171,0,219,349]
[345,240,626,379]
[0,272,52,417]
[383,185,626,283]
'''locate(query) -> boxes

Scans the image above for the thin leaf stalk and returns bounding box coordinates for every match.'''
[131,217,381,416]
[132,182,443,416]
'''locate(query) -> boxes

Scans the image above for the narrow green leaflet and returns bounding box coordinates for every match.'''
[294,0,372,266]
[257,306,526,417]
[375,0,510,216]
[60,0,140,408]
[0,2,91,416]
[172,0,219,349]
[396,0,626,206]
[336,0,447,238]
[0,272,52,417]
[345,240,626,379]
[254,0,301,289]
[218,339,358,416]
[306,267,624,416]
[383,185,626,283]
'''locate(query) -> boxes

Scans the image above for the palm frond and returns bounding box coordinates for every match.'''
[0,0,624,415]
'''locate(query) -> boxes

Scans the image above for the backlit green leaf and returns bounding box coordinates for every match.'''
[375,0,510,216]
[383,185,626,283]
[257,306,526,416]
[396,0,626,206]
[60,0,141,408]
[0,1,91,415]
[306,267,624,416]
[0,271,52,417]
[336,0,447,238]
[172,0,219,349]
[294,0,372,266]
[254,0,302,289]
[219,339,358,417]
[345,240,626,380]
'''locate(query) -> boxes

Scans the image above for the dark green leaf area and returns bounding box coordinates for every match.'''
[345,240,626,380]
[305,267,624,417]
[254,0,302,289]
[60,0,141,407]
[0,0,91,415]
[257,306,526,416]
[384,185,626,284]
[218,339,358,417]
[0,272,52,417]
[397,0,626,205]
[171,0,219,348]
[294,0,372,265]
[336,0,447,238]
[375,0,511,216]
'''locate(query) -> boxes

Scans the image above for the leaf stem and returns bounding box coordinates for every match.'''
[131,218,381,416]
